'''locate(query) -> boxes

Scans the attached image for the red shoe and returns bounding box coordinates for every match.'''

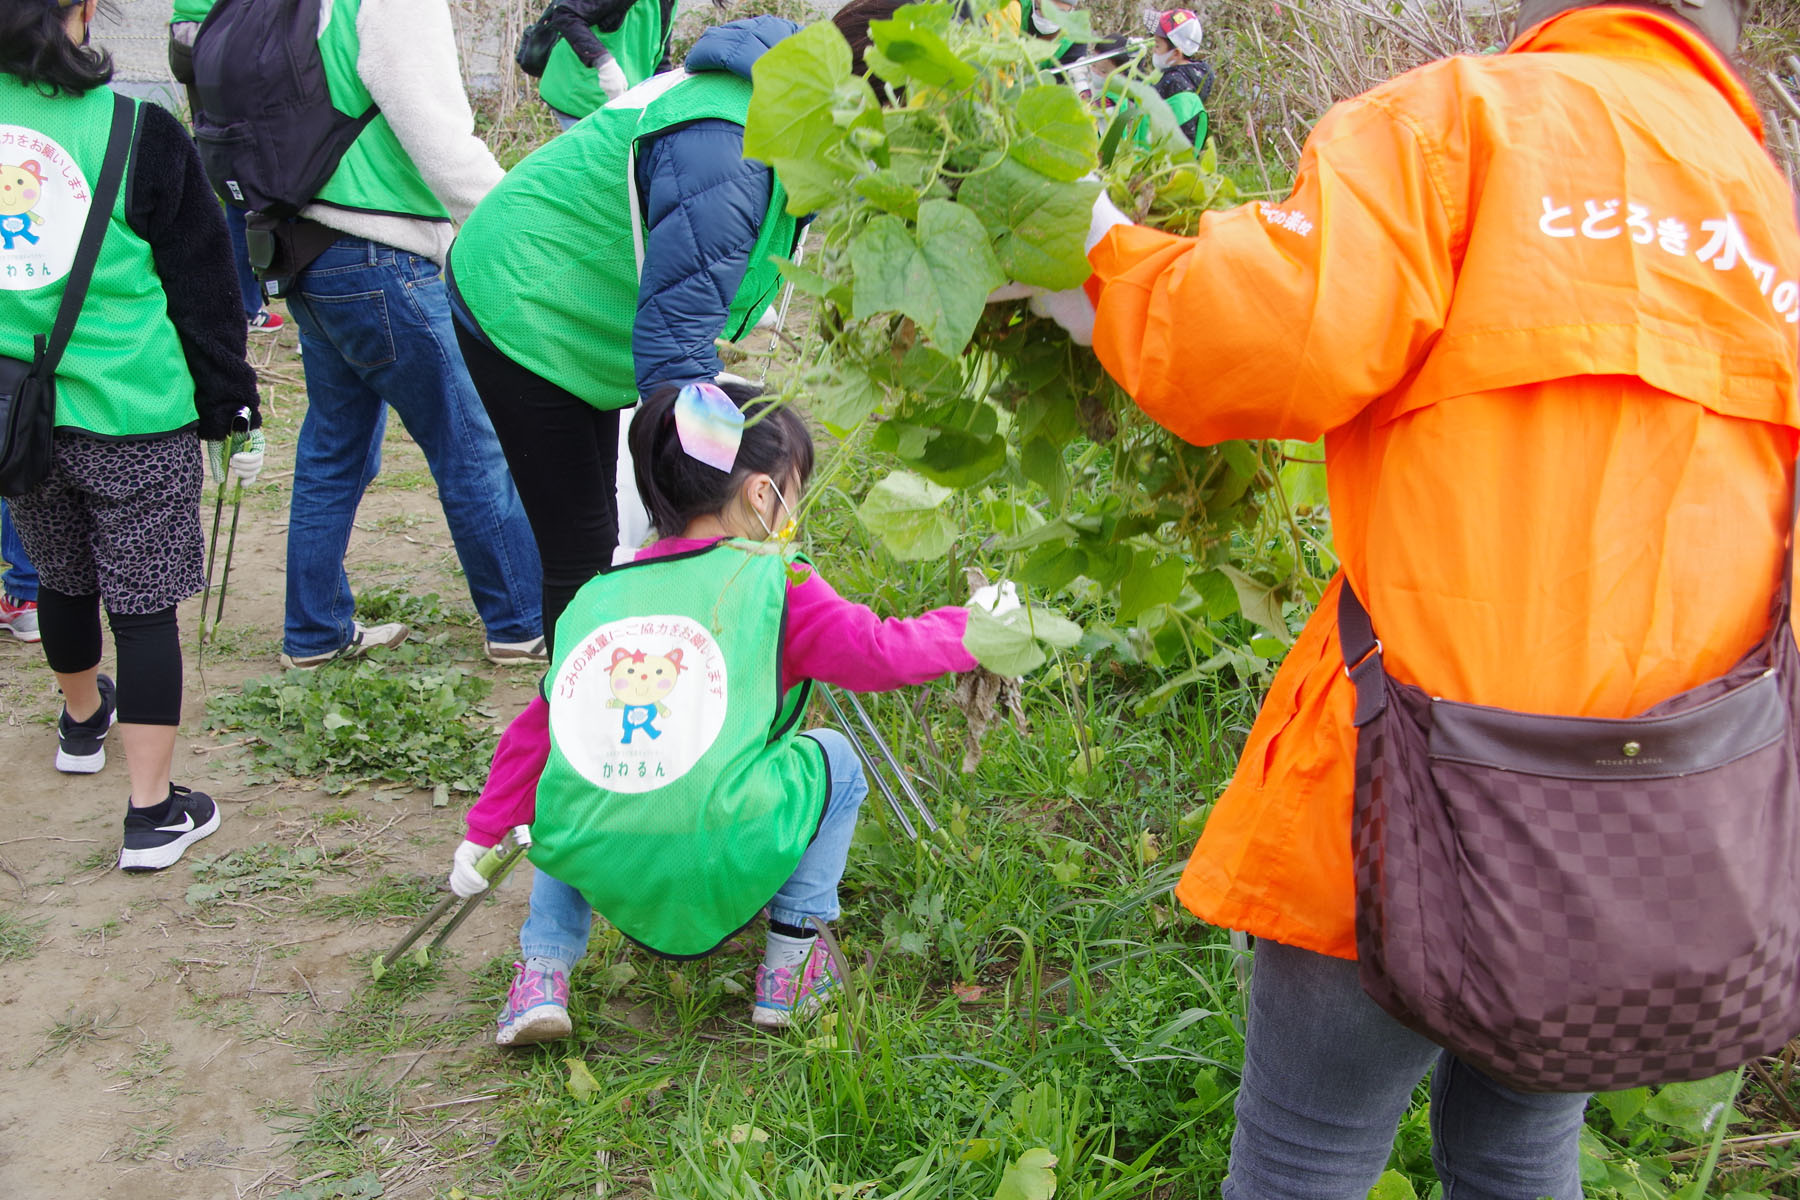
[249,308,285,331]
[0,593,39,643]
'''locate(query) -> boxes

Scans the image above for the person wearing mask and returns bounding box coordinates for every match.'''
[1146,8,1212,148]
[1041,0,1790,1192]
[273,0,546,670]
[1,0,263,870]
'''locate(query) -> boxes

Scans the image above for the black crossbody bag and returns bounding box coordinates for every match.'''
[0,93,134,498]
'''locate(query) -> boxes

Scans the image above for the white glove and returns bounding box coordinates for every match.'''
[970,580,1022,617]
[986,281,1039,304]
[449,840,492,898]
[1028,286,1097,346]
[1086,186,1132,252]
[206,426,266,488]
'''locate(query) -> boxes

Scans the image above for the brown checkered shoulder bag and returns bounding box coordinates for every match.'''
[1339,551,1800,1092]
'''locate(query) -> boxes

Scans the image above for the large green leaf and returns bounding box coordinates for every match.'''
[957,159,1098,289]
[1641,1073,1739,1137]
[1119,554,1188,622]
[1009,85,1098,181]
[745,23,878,213]
[993,1146,1058,1200]
[963,606,1046,677]
[913,426,1008,488]
[1218,565,1288,639]
[1366,1171,1417,1200]
[867,9,977,90]
[963,604,1082,677]
[803,363,883,434]
[857,470,958,560]
[849,201,1003,352]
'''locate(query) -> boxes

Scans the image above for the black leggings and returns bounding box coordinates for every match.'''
[454,319,620,658]
[37,587,183,726]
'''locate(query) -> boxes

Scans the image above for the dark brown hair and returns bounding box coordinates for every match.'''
[1,0,115,97]
[629,380,816,538]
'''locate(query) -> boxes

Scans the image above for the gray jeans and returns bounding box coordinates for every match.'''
[1224,939,1589,1200]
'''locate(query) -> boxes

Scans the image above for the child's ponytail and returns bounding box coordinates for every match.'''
[630,379,815,538]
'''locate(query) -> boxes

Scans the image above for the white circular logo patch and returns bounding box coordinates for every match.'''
[550,614,729,793]
[0,125,92,292]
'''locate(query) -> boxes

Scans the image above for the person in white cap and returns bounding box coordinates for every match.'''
[1147,8,1212,147]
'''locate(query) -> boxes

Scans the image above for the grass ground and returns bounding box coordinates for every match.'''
[5,318,1787,1198]
[5,4,1800,1196]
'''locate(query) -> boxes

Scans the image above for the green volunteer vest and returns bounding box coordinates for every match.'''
[170,0,213,24]
[0,77,195,438]
[530,540,827,958]
[312,0,450,221]
[539,0,671,121]
[1133,90,1207,155]
[450,68,798,410]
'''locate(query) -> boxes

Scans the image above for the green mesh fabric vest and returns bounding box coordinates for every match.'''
[1127,89,1207,156]
[449,68,798,411]
[530,541,827,958]
[538,0,671,121]
[312,0,451,221]
[0,77,195,438]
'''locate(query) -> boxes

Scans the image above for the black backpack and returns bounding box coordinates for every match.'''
[190,0,377,217]
[515,1,562,78]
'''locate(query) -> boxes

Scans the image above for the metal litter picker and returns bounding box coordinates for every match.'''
[371,826,532,979]
[196,408,254,665]
[823,686,939,841]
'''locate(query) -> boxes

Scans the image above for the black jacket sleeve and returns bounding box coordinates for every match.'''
[123,101,260,440]
[631,119,775,395]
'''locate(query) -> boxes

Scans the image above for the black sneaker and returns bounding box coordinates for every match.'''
[56,674,117,774]
[119,786,221,872]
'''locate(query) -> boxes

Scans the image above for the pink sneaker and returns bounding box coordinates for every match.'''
[495,960,572,1046]
[0,594,39,643]
[751,937,845,1029]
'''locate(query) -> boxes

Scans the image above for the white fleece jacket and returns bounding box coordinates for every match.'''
[302,0,504,263]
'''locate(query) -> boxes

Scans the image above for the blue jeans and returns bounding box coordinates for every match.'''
[224,204,263,318]
[521,728,869,965]
[282,238,543,657]
[1225,939,1589,1200]
[1,501,37,601]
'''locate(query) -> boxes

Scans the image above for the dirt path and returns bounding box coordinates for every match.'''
[0,319,542,1198]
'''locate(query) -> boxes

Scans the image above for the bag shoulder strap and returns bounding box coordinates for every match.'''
[35,92,134,380]
[1337,579,1387,728]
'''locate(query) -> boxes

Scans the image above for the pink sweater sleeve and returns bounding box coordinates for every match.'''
[781,565,977,691]
[463,694,550,846]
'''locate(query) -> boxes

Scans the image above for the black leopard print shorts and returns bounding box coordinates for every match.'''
[6,430,204,614]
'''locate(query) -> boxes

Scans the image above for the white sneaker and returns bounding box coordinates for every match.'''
[280,620,409,670]
[485,636,548,666]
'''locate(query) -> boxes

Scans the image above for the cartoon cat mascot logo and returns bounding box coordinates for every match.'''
[0,160,46,250]
[606,646,687,744]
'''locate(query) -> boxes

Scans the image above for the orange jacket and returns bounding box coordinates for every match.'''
[1088,7,1800,959]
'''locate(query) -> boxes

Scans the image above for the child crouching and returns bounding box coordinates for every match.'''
[450,380,980,1042]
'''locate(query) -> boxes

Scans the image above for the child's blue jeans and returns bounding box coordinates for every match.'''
[520,728,869,966]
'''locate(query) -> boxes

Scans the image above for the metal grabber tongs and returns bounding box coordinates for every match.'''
[371,825,532,979]
[196,406,253,666]
[822,687,940,841]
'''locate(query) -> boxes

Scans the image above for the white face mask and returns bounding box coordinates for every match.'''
[1151,49,1175,70]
